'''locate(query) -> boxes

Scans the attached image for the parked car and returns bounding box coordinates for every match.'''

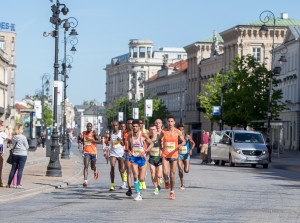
[211,130,269,168]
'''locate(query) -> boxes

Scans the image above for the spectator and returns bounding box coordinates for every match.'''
[0,121,12,187]
[199,130,211,164]
[67,129,73,158]
[7,124,29,188]
[41,132,46,148]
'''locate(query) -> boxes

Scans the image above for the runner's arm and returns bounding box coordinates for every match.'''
[143,133,154,153]
[158,131,164,151]
[187,135,195,150]
[127,134,132,156]
[177,130,186,146]
[92,131,101,144]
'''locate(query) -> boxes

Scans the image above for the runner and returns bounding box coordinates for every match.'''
[177,124,195,190]
[81,123,101,187]
[120,122,126,131]
[103,130,110,164]
[109,121,126,191]
[158,116,185,200]
[128,119,153,201]
[139,119,148,134]
[123,118,134,196]
[155,119,163,135]
[148,125,162,195]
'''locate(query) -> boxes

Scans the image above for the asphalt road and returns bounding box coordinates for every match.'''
[2,145,300,223]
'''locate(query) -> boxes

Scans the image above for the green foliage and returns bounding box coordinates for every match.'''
[106,96,170,128]
[43,101,53,127]
[199,55,287,129]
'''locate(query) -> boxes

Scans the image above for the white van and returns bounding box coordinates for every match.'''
[211,130,269,168]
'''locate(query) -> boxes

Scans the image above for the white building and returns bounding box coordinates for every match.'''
[105,39,187,106]
[145,60,187,124]
[273,26,300,150]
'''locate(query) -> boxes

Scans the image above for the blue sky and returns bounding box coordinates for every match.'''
[1,0,300,105]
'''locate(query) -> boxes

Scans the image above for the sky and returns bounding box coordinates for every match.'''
[1,0,300,105]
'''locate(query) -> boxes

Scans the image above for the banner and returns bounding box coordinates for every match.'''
[99,116,103,124]
[133,107,139,119]
[118,112,124,122]
[145,99,153,117]
[34,100,42,119]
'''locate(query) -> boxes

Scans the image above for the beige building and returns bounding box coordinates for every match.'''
[105,39,187,106]
[185,13,300,134]
[145,60,188,124]
[0,30,16,127]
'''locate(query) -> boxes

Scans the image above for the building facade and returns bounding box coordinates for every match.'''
[185,13,300,134]
[273,26,300,150]
[0,30,16,127]
[105,39,187,106]
[145,60,187,124]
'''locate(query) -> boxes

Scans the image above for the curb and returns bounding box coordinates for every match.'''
[0,153,83,203]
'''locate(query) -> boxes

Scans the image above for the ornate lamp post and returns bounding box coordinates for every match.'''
[44,0,70,177]
[259,10,288,150]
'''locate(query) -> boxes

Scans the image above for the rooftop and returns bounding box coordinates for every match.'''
[243,18,300,27]
[197,35,224,43]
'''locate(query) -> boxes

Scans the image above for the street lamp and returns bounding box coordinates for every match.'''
[259,10,288,149]
[41,73,50,135]
[61,17,78,159]
[44,0,71,177]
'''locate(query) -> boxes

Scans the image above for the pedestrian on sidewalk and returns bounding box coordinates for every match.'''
[0,121,12,187]
[7,124,29,189]
[67,129,73,158]
[41,132,46,148]
[199,130,211,164]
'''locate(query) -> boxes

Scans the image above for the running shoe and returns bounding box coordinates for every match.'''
[164,181,170,190]
[169,192,175,200]
[0,183,6,187]
[139,182,142,189]
[180,185,185,190]
[157,185,161,191]
[126,189,132,197]
[83,181,88,187]
[154,188,159,195]
[140,181,146,190]
[109,186,116,191]
[94,171,99,180]
[134,194,142,201]
[119,184,127,189]
[16,185,24,189]
[122,172,127,182]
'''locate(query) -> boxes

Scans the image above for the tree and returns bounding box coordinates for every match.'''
[106,96,170,128]
[199,55,287,129]
[43,101,53,127]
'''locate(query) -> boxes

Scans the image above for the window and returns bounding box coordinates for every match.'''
[178,54,182,59]
[252,48,261,62]
[0,40,5,50]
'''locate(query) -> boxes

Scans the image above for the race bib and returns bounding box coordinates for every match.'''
[150,147,160,157]
[113,141,120,146]
[179,146,188,154]
[84,138,92,146]
[165,142,175,152]
[133,146,144,157]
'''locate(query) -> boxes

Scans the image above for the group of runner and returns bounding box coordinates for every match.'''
[79,116,195,201]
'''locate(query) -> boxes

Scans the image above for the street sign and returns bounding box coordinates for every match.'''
[133,107,139,119]
[213,106,221,115]
[145,99,153,117]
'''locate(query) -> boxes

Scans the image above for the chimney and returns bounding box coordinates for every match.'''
[281,13,288,19]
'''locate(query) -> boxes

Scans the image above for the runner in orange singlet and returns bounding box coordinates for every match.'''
[158,116,185,200]
[81,123,101,187]
[123,118,134,196]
